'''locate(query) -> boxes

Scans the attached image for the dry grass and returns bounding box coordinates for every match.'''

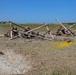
[0,37,76,75]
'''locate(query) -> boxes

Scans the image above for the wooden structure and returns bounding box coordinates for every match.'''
[8,21,54,40]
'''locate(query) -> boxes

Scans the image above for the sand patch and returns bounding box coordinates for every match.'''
[0,50,31,74]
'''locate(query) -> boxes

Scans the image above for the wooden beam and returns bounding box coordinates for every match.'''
[44,25,55,34]
[45,26,54,39]
[68,24,75,29]
[25,24,48,33]
[9,21,13,39]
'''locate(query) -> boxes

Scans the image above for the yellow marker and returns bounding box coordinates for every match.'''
[55,41,72,49]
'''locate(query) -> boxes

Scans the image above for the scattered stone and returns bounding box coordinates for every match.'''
[0,51,4,55]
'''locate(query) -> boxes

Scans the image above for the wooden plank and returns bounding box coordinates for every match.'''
[25,24,48,33]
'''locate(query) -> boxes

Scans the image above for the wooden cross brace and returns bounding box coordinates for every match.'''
[55,19,75,36]
[45,26,54,39]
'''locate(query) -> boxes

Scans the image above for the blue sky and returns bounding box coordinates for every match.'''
[0,0,76,24]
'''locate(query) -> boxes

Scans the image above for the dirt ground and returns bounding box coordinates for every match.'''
[0,35,76,75]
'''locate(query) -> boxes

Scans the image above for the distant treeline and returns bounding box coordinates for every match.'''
[0,21,76,25]
[62,22,76,25]
[0,21,8,24]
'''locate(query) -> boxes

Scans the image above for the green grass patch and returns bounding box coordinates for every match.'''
[45,67,76,75]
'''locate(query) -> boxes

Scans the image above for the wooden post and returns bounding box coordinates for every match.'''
[45,26,54,39]
[9,21,13,39]
[10,29,13,39]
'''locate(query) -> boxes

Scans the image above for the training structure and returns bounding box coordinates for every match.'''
[8,21,54,40]
[2,19,76,41]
